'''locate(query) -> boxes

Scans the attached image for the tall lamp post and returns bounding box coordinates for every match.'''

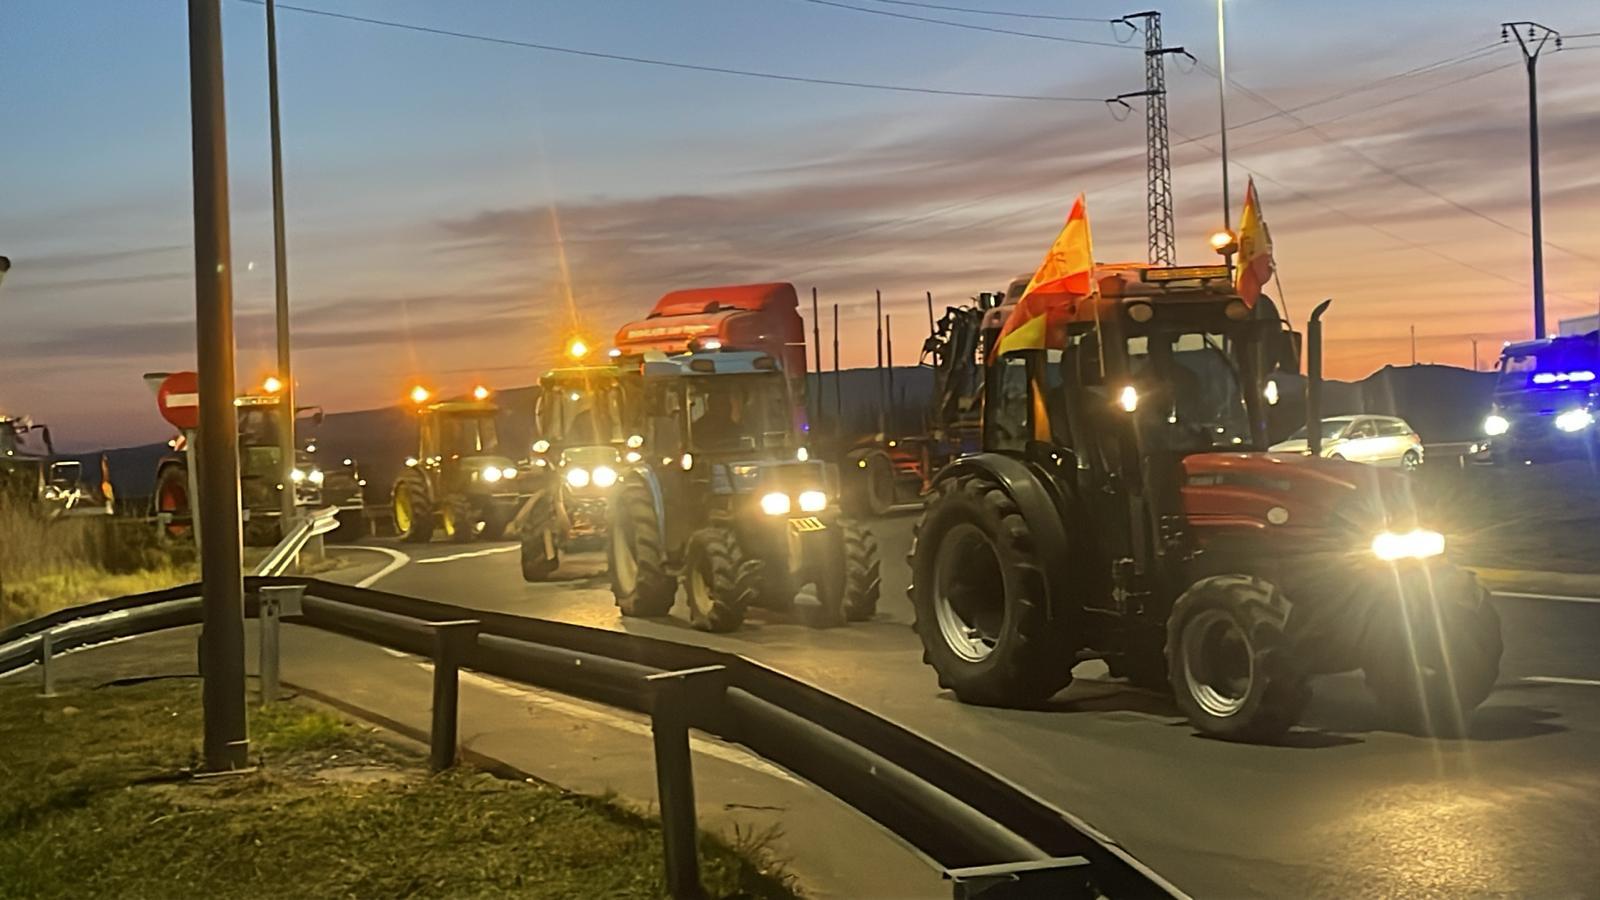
[1504,21,1560,339]
[187,0,249,771]
[1215,0,1231,231]
[266,0,297,529]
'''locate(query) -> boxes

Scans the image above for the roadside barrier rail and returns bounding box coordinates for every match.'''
[0,578,1180,899]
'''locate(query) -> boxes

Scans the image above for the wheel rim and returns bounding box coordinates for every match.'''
[1181,608,1254,718]
[1403,452,1420,471]
[687,556,712,617]
[394,488,412,532]
[441,502,457,536]
[613,522,639,595]
[932,523,1005,662]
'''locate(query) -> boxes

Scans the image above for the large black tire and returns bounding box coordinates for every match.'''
[480,509,509,541]
[391,469,434,543]
[608,484,675,617]
[1363,570,1502,738]
[862,452,895,517]
[333,508,370,542]
[908,473,1074,707]
[153,464,192,539]
[519,492,560,582]
[842,522,881,622]
[734,558,796,613]
[440,493,477,543]
[1166,575,1310,743]
[682,525,745,633]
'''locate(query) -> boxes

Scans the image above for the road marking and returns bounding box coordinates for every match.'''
[1524,675,1600,688]
[378,647,411,659]
[426,665,799,784]
[415,545,519,566]
[326,545,411,588]
[1494,590,1600,605]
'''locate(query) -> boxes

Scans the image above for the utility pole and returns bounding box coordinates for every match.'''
[1504,21,1560,339]
[265,0,297,535]
[187,0,249,772]
[1116,11,1186,265]
[810,287,822,428]
[874,290,885,438]
[1410,325,1417,365]
[1472,338,1480,371]
[1215,0,1232,230]
[832,304,841,426]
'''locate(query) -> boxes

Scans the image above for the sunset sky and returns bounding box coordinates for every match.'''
[3,0,1599,450]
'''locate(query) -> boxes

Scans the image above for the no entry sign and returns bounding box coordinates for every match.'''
[157,371,201,431]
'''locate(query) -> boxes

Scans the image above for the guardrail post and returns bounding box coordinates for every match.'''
[257,584,304,704]
[427,619,480,773]
[645,664,728,900]
[39,628,57,697]
[946,857,1096,899]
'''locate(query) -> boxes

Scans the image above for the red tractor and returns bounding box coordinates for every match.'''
[907,263,1502,741]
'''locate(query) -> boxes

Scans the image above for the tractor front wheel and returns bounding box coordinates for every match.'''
[1363,570,1502,737]
[519,492,561,582]
[1166,575,1310,742]
[842,522,881,622]
[908,473,1074,707]
[440,493,477,543]
[391,470,434,543]
[609,484,675,617]
[682,526,745,633]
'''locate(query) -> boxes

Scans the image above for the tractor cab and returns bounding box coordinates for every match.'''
[392,387,531,543]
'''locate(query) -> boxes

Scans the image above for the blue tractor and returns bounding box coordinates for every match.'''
[607,350,880,632]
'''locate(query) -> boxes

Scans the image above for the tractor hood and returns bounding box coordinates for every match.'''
[1181,451,1415,534]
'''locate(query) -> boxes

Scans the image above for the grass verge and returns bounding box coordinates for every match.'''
[0,679,796,899]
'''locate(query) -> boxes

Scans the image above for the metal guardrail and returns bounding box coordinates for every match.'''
[0,578,1180,899]
[252,506,340,577]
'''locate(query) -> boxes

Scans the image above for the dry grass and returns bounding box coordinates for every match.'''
[0,679,797,899]
[0,506,197,626]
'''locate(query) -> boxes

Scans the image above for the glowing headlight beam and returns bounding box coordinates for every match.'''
[1483,414,1510,436]
[481,466,503,483]
[1371,529,1445,561]
[591,465,618,488]
[1554,408,1594,433]
[798,490,826,512]
[760,492,791,516]
[566,466,591,488]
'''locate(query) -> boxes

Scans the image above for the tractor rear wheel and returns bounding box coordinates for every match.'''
[519,492,560,582]
[734,558,795,613]
[479,509,509,541]
[440,493,477,543]
[154,464,191,539]
[391,470,434,543]
[609,484,675,617]
[862,452,895,517]
[908,473,1074,707]
[1166,575,1310,742]
[683,525,745,633]
[1363,570,1502,737]
[842,522,881,622]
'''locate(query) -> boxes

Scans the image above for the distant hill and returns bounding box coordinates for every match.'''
[77,363,1494,505]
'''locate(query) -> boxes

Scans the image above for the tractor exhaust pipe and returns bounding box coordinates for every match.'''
[1307,299,1333,456]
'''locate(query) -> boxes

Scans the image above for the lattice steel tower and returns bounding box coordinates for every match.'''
[1118,11,1184,265]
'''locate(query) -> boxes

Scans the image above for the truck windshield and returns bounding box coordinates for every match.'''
[1126,331,1254,451]
[440,413,500,456]
[1497,341,1599,389]
[685,374,791,453]
[540,376,624,447]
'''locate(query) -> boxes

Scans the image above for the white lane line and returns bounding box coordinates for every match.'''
[1494,590,1600,605]
[425,665,799,784]
[415,545,518,566]
[1524,675,1600,688]
[378,647,411,659]
[326,545,411,588]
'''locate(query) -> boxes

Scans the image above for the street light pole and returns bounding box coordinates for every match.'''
[187,0,249,771]
[1216,0,1231,230]
[266,0,296,530]
[1504,21,1560,339]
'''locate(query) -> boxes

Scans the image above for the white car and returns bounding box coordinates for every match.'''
[1271,415,1424,470]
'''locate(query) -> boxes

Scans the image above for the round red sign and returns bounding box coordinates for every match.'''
[157,371,201,431]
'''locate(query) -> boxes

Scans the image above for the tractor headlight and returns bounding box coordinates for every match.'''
[626,434,644,449]
[1483,413,1510,436]
[307,468,324,486]
[501,466,518,480]
[796,446,809,462]
[625,450,642,463]
[532,439,550,454]
[481,465,503,483]
[591,465,618,488]
[1371,529,1445,561]
[566,466,591,488]
[759,491,791,516]
[289,468,306,483]
[1554,408,1594,433]
[798,490,827,512]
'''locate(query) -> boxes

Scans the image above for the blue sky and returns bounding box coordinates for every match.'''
[3,0,1599,449]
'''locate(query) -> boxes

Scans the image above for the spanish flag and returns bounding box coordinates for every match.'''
[995,194,1096,357]
[1235,178,1273,306]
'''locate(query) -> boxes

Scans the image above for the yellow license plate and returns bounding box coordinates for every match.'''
[788,516,826,533]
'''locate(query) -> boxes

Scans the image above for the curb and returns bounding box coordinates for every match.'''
[1470,566,1600,600]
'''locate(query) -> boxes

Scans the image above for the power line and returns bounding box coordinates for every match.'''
[239,0,1104,103]
[862,0,1115,23]
[793,0,1138,49]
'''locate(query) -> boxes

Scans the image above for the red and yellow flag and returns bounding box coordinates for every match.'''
[1235,178,1273,306]
[994,194,1096,357]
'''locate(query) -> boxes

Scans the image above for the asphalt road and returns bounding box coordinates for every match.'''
[335,521,1600,899]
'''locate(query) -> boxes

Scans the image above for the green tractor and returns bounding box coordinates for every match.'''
[2,416,109,520]
[518,362,642,581]
[391,386,533,543]
[607,349,880,632]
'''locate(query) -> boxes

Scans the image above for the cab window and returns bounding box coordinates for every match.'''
[987,355,1030,452]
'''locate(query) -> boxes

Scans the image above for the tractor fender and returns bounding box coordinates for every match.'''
[931,453,1075,621]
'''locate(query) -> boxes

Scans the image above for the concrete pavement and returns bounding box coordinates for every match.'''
[333,521,1600,898]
